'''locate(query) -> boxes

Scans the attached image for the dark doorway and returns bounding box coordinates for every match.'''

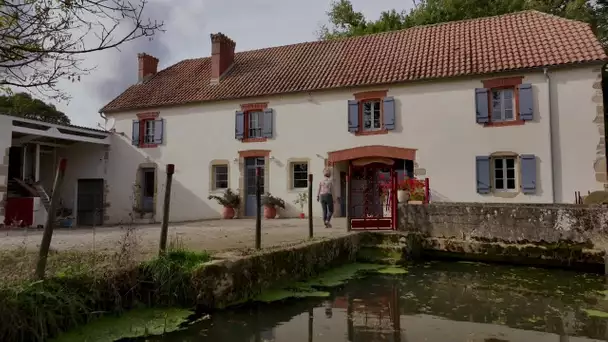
[245,157,265,217]
[8,146,22,179]
[141,168,155,213]
[77,179,104,226]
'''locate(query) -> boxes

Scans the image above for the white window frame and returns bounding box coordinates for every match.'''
[248,111,263,138]
[212,164,229,190]
[491,88,515,123]
[361,100,382,132]
[143,120,156,144]
[492,156,517,192]
[291,162,308,189]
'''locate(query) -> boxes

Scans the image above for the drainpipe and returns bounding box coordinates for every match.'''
[544,67,557,203]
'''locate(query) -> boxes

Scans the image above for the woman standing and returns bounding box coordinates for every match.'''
[317,169,334,228]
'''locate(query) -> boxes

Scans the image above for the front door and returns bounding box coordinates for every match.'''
[141,168,155,213]
[77,179,104,226]
[245,157,265,217]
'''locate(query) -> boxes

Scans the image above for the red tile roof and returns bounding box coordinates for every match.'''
[101,11,607,113]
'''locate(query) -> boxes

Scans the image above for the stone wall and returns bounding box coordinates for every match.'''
[399,203,608,247]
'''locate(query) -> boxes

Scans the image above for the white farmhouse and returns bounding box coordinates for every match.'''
[0,11,607,227]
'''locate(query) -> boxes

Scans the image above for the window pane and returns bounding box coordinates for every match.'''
[506,158,515,168]
[294,179,308,188]
[373,101,381,128]
[293,163,307,173]
[506,169,515,179]
[494,158,503,169]
[494,169,503,179]
[507,179,516,189]
[214,165,228,189]
[504,109,514,120]
[249,111,263,137]
[503,89,513,99]
[495,179,504,189]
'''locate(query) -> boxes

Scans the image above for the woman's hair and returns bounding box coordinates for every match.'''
[323,168,331,177]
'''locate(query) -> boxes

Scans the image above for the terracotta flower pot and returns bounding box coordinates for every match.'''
[264,205,277,219]
[299,212,305,219]
[222,206,236,219]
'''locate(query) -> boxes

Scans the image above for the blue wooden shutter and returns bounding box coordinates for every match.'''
[520,154,537,194]
[383,96,396,130]
[262,108,274,138]
[348,100,359,132]
[153,118,164,144]
[518,84,534,121]
[475,88,490,124]
[235,111,245,140]
[476,156,491,194]
[132,120,140,146]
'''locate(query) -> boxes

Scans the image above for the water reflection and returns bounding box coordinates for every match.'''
[147,262,608,342]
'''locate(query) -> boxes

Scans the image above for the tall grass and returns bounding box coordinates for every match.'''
[0,226,211,341]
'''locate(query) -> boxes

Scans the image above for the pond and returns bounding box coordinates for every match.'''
[141,261,608,341]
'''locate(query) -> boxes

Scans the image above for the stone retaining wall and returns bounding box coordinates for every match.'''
[399,203,608,247]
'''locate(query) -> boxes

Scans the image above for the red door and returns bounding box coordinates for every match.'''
[349,163,396,230]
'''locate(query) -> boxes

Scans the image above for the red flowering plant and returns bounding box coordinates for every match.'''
[378,174,426,202]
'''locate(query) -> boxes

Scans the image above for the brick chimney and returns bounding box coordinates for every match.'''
[210,33,236,84]
[138,53,159,83]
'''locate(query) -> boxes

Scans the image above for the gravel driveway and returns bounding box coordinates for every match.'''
[0,218,350,257]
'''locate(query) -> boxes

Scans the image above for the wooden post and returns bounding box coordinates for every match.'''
[34,158,67,280]
[308,174,313,239]
[424,178,430,204]
[308,307,314,342]
[255,167,262,250]
[346,162,352,232]
[159,164,175,255]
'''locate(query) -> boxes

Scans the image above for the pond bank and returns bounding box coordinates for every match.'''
[4,224,608,341]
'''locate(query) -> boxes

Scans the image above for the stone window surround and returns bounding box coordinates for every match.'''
[209,159,230,193]
[240,102,269,143]
[286,158,310,192]
[481,76,525,128]
[353,90,389,136]
[237,149,271,217]
[135,112,160,148]
[490,151,521,199]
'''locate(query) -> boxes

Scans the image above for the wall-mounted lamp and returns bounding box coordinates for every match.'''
[233,157,239,163]
[269,156,276,161]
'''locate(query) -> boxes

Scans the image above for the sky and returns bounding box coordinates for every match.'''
[51,0,414,128]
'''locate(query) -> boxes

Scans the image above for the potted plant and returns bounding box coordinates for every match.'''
[408,179,426,205]
[208,188,241,219]
[262,193,286,219]
[293,192,308,219]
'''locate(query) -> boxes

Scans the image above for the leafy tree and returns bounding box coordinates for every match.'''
[0,0,164,100]
[319,0,606,47]
[0,92,70,125]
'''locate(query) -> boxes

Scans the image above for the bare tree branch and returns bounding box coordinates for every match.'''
[0,0,164,100]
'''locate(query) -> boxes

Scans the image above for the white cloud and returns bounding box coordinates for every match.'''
[54,0,413,127]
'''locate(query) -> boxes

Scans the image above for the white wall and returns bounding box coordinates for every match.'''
[104,65,604,222]
[0,115,13,224]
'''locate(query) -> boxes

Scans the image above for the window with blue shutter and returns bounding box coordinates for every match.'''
[235,111,245,140]
[262,108,274,138]
[348,100,359,133]
[520,154,537,194]
[383,96,396,130]
[476,156,491,194]
[475,88,490,124]
[518,84,534,121]
[132,120,140,146]
[153,118,164,144]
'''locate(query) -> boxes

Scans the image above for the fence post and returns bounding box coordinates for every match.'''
[424,178,430,204]
[346,166,351,232]
[35,158,67,280]
[308,174,313,238]
[159,164,175,255]
[255,167,262,250]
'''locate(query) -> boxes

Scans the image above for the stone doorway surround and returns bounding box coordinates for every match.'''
[237,149,270,218]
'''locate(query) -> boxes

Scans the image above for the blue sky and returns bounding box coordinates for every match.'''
[52,0,414,128]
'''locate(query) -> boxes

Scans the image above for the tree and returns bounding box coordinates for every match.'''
[0,0,164,100]
[319,0,606,47]
[0,92,70,125]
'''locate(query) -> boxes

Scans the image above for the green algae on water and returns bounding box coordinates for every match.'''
[583,308,608,318]
[255,288,331,303]
[298,263,384,288]
[50,308,194,342]
[375,266,408,275]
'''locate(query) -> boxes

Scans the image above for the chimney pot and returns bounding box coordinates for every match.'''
[210,32,236,84]
[138,53,159,83]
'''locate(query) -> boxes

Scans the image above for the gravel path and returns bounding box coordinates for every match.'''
[0,218,350,257]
